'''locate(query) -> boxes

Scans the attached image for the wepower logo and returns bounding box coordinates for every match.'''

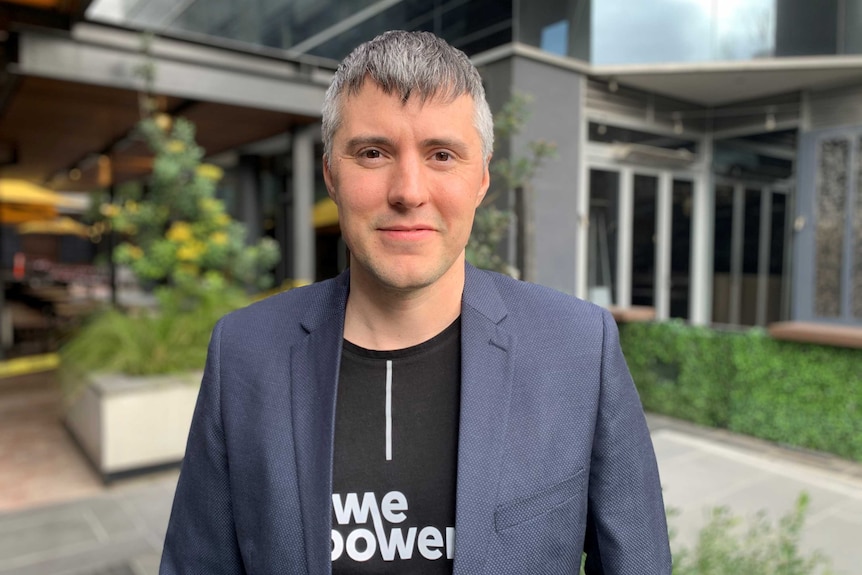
[331,491,455,562]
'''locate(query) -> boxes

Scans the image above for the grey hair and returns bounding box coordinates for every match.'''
[321,30,494,160]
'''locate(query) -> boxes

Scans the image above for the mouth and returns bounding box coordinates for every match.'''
[378,225,436,240]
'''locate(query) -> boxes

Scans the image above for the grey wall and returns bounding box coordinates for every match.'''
[509,56,583,294]
[808,83,862,131]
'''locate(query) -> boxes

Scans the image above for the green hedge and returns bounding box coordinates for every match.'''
[619,321,862,461]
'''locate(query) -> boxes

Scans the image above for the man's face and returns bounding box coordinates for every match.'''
[324,81,490,293]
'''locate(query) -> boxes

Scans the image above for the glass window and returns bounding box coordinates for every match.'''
[767,192,788,323]
[815,138,848,318]
[739,188,762,325]
[516,0,590,61]
[670,180,692,319]
[632,174,658,308]
[587,169,619,306]
[86,0,512,60]
[588,123,697,153]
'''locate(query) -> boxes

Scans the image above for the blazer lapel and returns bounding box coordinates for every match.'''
[453,265,514,575]
[290,273,349,575]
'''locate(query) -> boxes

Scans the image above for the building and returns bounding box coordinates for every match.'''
[1,0,860,331]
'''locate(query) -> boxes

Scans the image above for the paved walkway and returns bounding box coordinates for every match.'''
[0,374,860,574]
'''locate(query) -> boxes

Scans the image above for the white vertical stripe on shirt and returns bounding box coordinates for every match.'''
[385,359,393,461]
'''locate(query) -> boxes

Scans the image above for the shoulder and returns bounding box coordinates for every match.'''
[476,268,610,328]
[217,274,346,345]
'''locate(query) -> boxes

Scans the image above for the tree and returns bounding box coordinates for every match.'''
[467,93,556,279]
[107,116,280,300]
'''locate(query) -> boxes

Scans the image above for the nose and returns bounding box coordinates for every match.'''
[388,154,427,209]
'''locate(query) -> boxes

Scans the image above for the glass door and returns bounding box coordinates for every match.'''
[588,167,695,320]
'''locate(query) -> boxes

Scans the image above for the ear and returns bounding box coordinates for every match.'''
[475,153,492,207]
[323,155,337,201]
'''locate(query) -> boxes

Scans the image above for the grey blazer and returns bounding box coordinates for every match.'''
[160,264,671,574]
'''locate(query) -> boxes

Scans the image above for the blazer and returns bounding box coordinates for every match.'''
[160,264,671,574]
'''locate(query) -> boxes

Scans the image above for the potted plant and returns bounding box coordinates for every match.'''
[62,114,279,480]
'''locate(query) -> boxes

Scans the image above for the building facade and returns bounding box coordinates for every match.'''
[3,0,861,329]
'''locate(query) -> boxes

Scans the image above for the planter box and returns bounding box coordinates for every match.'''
[65,371,202,480]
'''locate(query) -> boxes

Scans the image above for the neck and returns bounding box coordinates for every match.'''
[344,261,465,351]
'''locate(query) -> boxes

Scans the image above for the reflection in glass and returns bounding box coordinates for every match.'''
[588,170,619,306]
[670,180,692,319]
[591,0,775,64]
[767,193,788,323]
[632,175,658,308]
[86,0,513,60]
[712,185,735,324]
[739,189,761,325]
[815,139,848,318]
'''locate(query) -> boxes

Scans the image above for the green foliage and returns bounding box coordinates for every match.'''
[467,93,556,275]
[60,287,249,395]
[104,116,280,299]
[620,322,862,460]
[465,205,511,275]
[576,494,832,574]
[672,494,833,575]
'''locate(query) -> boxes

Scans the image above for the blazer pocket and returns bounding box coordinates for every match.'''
[494,468,585,532]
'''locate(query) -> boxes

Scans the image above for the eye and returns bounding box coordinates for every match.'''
[433,151,451,162]
[360,149,381,159]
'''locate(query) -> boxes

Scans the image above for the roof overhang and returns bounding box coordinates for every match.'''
[0,23,335,188]
[474,43,862,107]
[592,56,862,107]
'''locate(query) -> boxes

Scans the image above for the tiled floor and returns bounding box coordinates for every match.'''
[0,372,104,512]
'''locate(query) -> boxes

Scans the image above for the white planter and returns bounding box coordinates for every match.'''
[65,371,202,479]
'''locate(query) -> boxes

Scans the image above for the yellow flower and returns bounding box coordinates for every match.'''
[154,113,172,133]
[166,222,192,242]
[177,240,205,261]
[100,204,120,218]
[211,231,228,246]
[196,164,224,181]
[166,140,185,154]
[215,213,231,227]
[125,200,139,214]
[128,246,144,260]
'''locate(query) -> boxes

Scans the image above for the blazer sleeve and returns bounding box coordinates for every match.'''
[160,319,246,574]
[582,310,672,574]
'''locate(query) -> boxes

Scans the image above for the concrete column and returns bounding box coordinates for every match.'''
[690,136,714,325]
[292,124,316,284]
[617,167,634,308]
[655,172,673,321]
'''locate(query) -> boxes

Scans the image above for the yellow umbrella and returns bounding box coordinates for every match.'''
[0,203,58,224]
[0,179,78,206]
[0,179,78,225]
[312,197,339,228]
[18,216,91,238]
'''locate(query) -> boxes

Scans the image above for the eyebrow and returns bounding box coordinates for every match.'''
[344,136,395,151]
[420,138,470,156]
[342,135,472,156]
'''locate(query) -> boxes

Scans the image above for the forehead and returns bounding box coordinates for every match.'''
[335,81,479,140]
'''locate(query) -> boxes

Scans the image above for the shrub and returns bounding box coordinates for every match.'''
[672,493,833,575]
[59,287,248,398]
[619,322,862,461]
[577,494,833,574]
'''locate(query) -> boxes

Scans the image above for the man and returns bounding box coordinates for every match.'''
[160,30,671,574]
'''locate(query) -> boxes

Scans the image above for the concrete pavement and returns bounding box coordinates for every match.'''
[0,415,860,574]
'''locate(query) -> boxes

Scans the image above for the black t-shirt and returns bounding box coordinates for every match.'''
[331,318,461,574]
